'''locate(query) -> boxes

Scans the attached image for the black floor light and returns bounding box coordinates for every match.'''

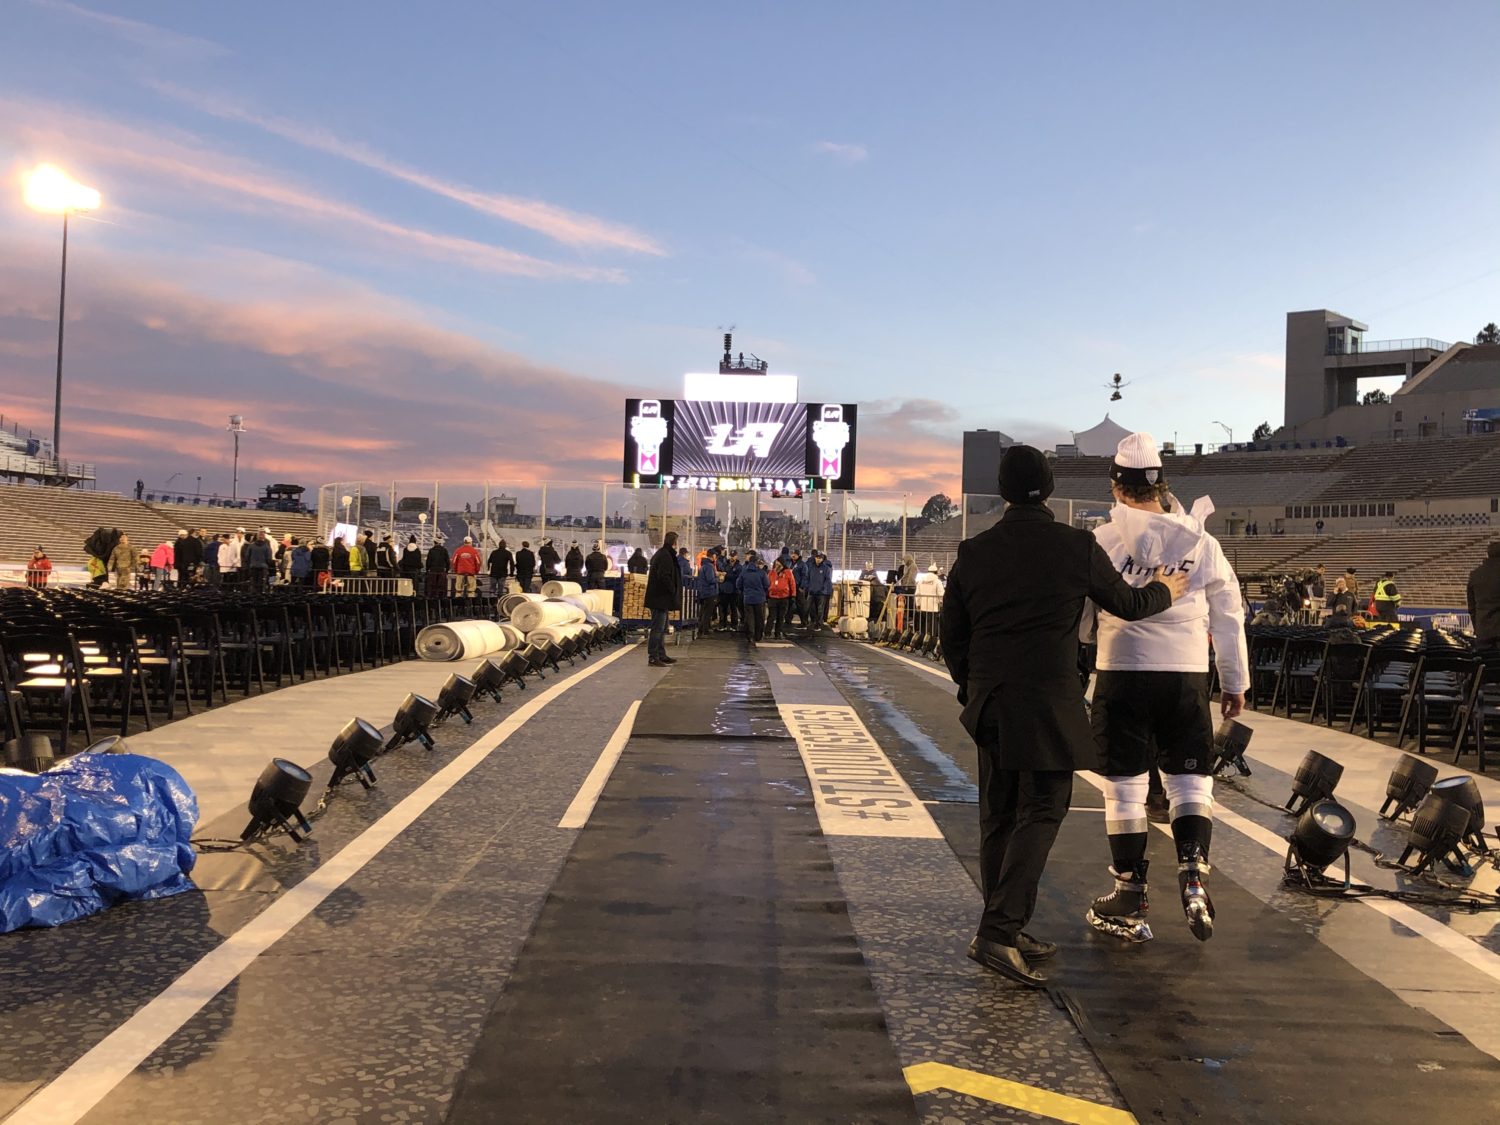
[1286,751,1343,814]
[1431,775,1488,855]
[499,650,531,689]
[472,658,507,703]
[2,733,55,773]
[1379,755,1439,820]
[1397,790,1471,875]
[1210,719,1254,777]
[242,758,314,841]
[329,718,382,789]
[1285,799,1357,887]
[83,735,129,755]
[386,693,440,751]
[436,673,477,725]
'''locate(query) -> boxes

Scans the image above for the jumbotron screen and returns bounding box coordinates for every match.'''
[623,399,858,491]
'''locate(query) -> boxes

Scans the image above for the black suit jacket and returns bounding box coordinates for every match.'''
[645,545,682,611]
[940,504,1172,770]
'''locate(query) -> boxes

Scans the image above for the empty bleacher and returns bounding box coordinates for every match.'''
[1310,435,1500,503]
[0,485,321,568]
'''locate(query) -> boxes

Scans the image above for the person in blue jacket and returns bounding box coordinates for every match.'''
[695,552,720,638]
[804,548,834,631]
[738,553,771,645]
[721,551,743,632]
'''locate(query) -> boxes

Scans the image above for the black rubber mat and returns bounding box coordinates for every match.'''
[929,804,1500,1123]
[447,652,916,1124]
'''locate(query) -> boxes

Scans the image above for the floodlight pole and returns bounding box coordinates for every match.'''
[52,210,68,460]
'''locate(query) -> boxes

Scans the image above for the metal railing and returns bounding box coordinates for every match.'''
[1326,337,1449,356]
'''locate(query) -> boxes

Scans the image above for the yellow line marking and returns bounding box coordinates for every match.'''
[904,1062,1137,1124]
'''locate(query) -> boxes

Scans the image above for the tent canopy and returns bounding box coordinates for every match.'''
[1071,414,1132,457]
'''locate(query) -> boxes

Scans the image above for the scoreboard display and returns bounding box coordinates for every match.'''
[623,399,857,491]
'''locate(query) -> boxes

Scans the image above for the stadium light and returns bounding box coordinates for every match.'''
[227,415,248,502]
[23,164,100,462]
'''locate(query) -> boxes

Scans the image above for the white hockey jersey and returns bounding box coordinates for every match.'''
[1084,498,1249,694]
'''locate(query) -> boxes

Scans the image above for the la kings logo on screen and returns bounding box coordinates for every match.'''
[705,422,783,458]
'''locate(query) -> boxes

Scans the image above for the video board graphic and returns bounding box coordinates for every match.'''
[623,399,858,490]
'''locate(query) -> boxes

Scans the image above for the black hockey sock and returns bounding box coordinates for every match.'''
[1171,816,1212,863]
[1108,832,1149,876]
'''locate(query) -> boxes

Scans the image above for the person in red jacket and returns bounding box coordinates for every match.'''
[452,536,483,600]
[26,546,53,588]
[767,557,797,638]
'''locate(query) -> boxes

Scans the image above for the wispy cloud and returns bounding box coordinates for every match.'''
[23,0,225,56]
[733,239,815,287]
[145,79,666,256]
[3,98,624,282]
[812,140,869,164]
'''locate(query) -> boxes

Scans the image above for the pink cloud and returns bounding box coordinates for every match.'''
[145,80,666,257]
[2,98,624,282]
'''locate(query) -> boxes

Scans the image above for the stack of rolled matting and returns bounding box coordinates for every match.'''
[417,619,511,661]
[541,580,583,598]
[581,589,614,614]
[510,598,588,635]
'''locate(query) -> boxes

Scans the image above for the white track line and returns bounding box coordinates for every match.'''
[775,662,805,676]
[871,642,1500,987]
[4,643,637,1125]
[557,700,641,829]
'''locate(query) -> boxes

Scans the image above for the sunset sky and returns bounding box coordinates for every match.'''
[3,1,1500,501]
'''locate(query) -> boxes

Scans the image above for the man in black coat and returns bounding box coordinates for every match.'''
[940,445,1186,988]
[1468,541,1500,650]
[585,542,610,589]
[515,541,536,593]
[426,536,450,597]
[174,529,201,588]
[644,531,682,667]
[488,539,514,595]
[538,539,561,580]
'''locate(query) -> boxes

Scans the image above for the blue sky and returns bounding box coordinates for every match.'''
[3,0,1499,496]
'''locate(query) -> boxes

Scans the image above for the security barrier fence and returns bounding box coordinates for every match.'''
[316,481,1102,579]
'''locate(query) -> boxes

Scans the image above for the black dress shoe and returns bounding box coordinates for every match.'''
[659,655,677,664]
[648,657,667,667]
[1016,932,1058,961]
[967,936,1047,987]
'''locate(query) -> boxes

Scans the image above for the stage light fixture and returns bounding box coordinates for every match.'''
[472,658,507,703]
[534,638,563,674]
[1285,751,1343,814]
[2,733,55,772]
[1398,790,1471,875]
[328,717,382,790]
[1430,775,1489,854]
[1378,754,1438,820]
[241,758,314,841]
[386,692,440,751]
[1210,719,1254,776]
[499,650,531,689]
[1285,798,1357,885]
[518,643,548,679]
[436,673,477,725]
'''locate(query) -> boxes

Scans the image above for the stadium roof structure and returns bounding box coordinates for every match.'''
[1071,414,1132,457]
[1397,343,1500,398]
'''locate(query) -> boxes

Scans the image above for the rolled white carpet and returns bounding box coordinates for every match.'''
[417,619,507,661]
[500,591,546,617]
[541,580,583,598]
[583,589,614,614]
[510,599,588,634]
[527,622,593,646]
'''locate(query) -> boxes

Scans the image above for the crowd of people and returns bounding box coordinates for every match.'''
[1251,562,1404,629]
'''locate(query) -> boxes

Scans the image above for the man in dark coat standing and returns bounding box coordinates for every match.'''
[585,542,610,590]
[940,445,1186,988]
[644,531,682,667]
[488,539,514,595]
[515,541,536,593]
[1468,542,1500,650]
[174,529,201,588]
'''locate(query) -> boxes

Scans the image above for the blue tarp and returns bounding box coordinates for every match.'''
[0,753,199,932]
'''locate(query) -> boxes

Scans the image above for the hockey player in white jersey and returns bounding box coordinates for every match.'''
[1082,433,1248,942]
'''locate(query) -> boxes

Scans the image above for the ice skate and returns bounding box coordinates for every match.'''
[1085,862,1152,943]
[1178,849,1215,941]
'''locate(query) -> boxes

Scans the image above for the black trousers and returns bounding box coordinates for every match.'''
[768,598,791,636]
[743,602,767,642]
[698,594,718,636]
[976,751,1072,945]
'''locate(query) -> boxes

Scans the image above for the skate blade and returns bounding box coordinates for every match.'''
[1185,900,1214,942]
[1086,909,1153,943]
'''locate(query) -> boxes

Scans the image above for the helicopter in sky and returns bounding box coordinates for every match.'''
[1103,372,1132,401]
